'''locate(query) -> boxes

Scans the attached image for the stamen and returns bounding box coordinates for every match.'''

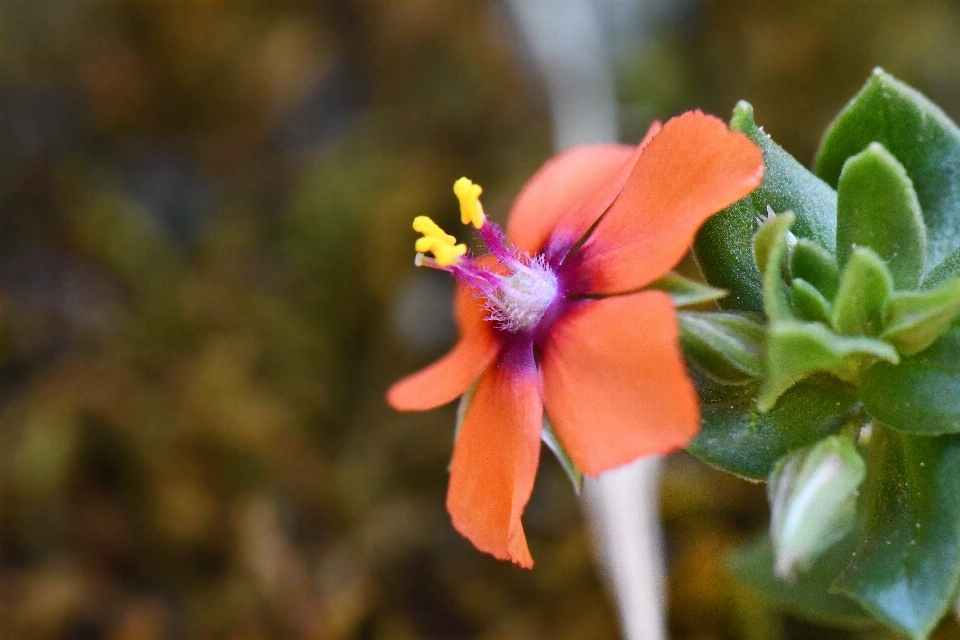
[476,219,516,264]
[434,243,467,267]
[413,216,457,244]
[453,177,486,228]
[410,186,559,334]
[413,216,467,267]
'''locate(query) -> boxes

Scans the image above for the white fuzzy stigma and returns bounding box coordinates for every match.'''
[486,256,559,332]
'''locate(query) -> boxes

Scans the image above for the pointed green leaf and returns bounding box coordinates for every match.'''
[831,247,893,337]
[731,103,838,252]
[753,212,788,280]
[791,278,832,324]
[816,68,960,271]
[647,272,727,308]
[755,211,795,322]
[542,416,583,494]
[834,425,960,640]
[861,327,960,434]
[729,533,876,628]
[694,102,838,314]
[688,373,858,481]
[759,321,899,412]
[836,142,926,289]
[881,278,960,356]
[679,311,764,384]
[791,239,840,300]
[922,245,960,290]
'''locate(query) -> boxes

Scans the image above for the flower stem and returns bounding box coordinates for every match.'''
[581,456,666,640]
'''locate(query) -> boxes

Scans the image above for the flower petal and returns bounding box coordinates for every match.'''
[506,122,662,257]
[541,291,699,476]
[506,145,633,256]
[567,111,764,295]
[387,284,498,411]
[446,344,542,568]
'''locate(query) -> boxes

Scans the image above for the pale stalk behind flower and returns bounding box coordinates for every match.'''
[506,2,666,639]
[582,458,667,640]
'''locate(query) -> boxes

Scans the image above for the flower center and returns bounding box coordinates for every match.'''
[486,257,559,332]
[411,177,561,335]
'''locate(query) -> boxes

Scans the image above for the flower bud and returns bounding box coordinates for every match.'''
[768,434,866,580]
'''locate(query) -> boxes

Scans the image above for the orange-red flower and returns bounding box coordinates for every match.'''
[388,111,763,568]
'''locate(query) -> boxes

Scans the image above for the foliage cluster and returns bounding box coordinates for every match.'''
[687,70,960,640]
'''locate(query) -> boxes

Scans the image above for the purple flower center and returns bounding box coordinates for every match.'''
[451,221,560,334]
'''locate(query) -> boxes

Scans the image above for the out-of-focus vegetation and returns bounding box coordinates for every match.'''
[0,2,958,639]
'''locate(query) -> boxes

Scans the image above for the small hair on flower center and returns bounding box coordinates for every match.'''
[486,257,558,332]
[410,178,561,334]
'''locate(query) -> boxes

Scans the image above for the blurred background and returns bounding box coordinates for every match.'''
[1,2,959,639]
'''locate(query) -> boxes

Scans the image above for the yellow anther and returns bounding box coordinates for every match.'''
[413,216,457,245]
[412,215,466,267]
[431,242,467,267]
[414,236,436,253]
[416,236,466,266]
[453,177,486,228]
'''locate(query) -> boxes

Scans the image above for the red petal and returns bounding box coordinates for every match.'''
[569,111,764,295]
[506,122,662,257]
[506,145,633,256]
[446,347,542,568]
[541,291,699,476]
[387,284,498,411]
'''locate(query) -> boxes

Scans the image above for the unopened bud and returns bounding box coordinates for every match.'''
[768,434,866,580]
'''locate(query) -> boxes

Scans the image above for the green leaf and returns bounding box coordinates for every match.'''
[679,311,765,384]
[922,245,960,290]
[694,101,838,314]
[758,321,898,412]
[881,278,960,356]
[693,198,766,314]
[834,425,960,640]
[541,416,583,494]
[646,272,727,308]
[731,103,838,253]
[688,374,858,481]
[755,211,795,322]
[728,533,876,628]
[791,278,832,324]
[861,327,960,435]
[816,68,960,272]
[831,247,893,337]
[836,142,926,289]
[791,239,840,300]
[768,435,865,579]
